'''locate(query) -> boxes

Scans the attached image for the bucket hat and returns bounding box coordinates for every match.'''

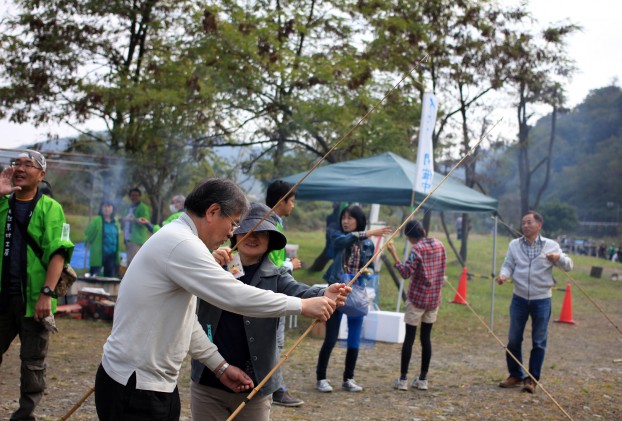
[233,202,287,252]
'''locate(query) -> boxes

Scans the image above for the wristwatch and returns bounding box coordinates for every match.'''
[40,286,57,298]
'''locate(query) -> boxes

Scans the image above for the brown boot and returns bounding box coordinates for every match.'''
[498,375,523,388]
[522,378,537,394]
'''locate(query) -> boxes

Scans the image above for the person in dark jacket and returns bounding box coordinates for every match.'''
[190,202,348,420]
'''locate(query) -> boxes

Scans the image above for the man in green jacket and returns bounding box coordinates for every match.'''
[121,187,150,266]
[0,150,74,420]
[139,194,185,234]
[266,180,304,407]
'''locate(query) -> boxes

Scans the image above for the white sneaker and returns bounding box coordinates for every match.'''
[342,378,363,392]
[393,378,408,391]
[412,377,428,390]
[316,379,333,393]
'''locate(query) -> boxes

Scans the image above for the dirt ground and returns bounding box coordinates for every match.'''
[1,304,621,420]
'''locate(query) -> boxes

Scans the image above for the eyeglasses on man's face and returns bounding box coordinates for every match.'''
[221,210,241,231]
[10,160,42,170]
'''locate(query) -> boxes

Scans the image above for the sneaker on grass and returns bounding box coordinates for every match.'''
[393,378,408,391]
[342,378,363,392]
[316,379,333,393]
[412,377,428,390]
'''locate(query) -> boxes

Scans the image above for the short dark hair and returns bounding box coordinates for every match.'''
[341,205,366,232]
[129,187,141,196]
[524,210,543,224]
[99,200,116,218]
[185,178,250,218]
[404,220,425,240]
[266,180,296,208]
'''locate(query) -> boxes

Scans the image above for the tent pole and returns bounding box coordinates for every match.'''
[490,215,498,331]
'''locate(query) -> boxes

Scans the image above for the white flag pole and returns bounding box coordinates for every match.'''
[398,92,439,310]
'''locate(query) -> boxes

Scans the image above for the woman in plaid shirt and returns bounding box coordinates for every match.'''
[387,220,446,392]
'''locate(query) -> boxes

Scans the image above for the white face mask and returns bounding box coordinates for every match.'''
[169,204,178,213]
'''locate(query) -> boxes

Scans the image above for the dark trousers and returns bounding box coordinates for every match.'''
[0,295,49,421]
[400,322,433,380]
[90,253,117,277]
[95,364,181,421]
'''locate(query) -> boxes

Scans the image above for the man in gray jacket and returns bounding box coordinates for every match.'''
[497,211,573,393]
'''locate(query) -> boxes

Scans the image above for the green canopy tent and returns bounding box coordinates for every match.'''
[280,152,498,212]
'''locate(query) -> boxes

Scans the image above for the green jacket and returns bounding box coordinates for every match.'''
[150,211,183,234]
[125,202,150,245]
[85,215,121,267]
[268,220,287,267]
[0,193,74,317]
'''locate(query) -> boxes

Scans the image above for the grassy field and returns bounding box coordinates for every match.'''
[2,228,621,420]
[286,229,622,338]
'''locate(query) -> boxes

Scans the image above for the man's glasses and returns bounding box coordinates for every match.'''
[11,160,41,170]
[221,210,241,231]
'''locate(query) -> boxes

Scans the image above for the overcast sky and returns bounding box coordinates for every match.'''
[1,0,620,150]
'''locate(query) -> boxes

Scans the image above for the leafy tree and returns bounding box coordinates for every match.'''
[188,0,420,178]
[0,0,227,221]
[360,0,521,262]
[496,19,579,215]
[539,199,578,236]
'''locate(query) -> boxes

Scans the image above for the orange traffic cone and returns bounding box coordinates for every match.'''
[451,267,468,304]
[554,284,576,324]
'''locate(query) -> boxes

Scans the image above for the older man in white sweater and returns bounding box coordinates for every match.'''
[94,178,342,420]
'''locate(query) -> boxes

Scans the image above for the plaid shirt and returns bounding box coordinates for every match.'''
[344,239,362,275]
[519,235,543,260]
[395,238,446,310]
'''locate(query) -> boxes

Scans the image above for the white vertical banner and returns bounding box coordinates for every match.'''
[414,92,438,194]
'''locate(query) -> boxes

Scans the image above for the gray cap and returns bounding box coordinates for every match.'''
[233,202,287,252]
[17,150,47,171]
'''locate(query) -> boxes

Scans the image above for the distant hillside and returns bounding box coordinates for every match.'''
[482,85,622,224]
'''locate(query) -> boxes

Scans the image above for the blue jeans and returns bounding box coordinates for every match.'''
[506,295,551,380]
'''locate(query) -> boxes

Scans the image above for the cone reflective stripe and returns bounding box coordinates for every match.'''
[451,267,468,304]
[555,284,576,324]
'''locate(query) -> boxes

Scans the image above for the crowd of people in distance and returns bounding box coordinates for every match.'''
[1,150,575,420]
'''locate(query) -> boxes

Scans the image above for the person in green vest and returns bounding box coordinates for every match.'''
[121,187,150,266]
[0,150,74,420]
[139,194,185,234]
[265,180,304,407]
[85,200,121,277]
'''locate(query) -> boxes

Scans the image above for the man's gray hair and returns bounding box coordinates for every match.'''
[184,178,249,218]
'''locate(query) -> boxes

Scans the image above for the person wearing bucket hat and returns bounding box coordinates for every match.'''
[1,150,74,420]
[190,203,350,420]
